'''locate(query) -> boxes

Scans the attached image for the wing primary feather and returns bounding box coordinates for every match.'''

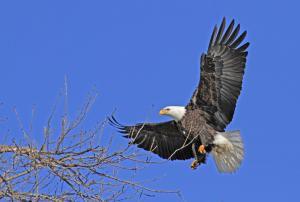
[220,19,235,44]
[215,17,226,45]
[111,116,121,126]
[230,31,247,48]
[225,24,240,46]
[236,42,250,52]
[208,25,218,49]
[108,116,128,132]
[108,116,122,128]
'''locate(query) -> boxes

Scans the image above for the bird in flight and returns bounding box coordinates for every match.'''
[109,17,249,173]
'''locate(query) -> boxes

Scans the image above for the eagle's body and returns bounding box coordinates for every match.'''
[109,18,249,173]
[179,108,216,145]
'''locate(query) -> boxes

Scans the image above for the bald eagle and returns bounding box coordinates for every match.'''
[109,18,249,173]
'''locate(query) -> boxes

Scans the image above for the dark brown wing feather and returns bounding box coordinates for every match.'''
[108,116,198,160]
[187,17,249,131]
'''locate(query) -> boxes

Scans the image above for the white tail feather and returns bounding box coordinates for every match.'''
[212,131,244,173]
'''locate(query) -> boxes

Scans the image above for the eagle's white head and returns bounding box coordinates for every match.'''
[159,106,186,121]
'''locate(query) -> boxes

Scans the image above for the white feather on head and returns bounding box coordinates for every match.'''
[159,106,186,121]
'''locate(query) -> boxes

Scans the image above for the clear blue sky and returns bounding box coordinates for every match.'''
[0,1,299,202]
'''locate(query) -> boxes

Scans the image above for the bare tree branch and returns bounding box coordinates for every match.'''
[0,86,183,202]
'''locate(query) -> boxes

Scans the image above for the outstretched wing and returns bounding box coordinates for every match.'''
[108,116,199,160]
[187,18,249,131]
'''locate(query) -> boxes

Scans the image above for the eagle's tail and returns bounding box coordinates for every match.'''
[211,131,244,173]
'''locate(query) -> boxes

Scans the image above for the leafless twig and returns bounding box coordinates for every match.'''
[0,84,182,201]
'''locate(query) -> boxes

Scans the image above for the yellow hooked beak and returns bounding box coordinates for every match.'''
[159,109,169,115]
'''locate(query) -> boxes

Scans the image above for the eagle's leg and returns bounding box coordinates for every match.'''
[191,143,199,169]
[191,160,199,170]
[191,143,207,170]
[198,144,214,154]
[198,145,206,154]
[190,157,206,169]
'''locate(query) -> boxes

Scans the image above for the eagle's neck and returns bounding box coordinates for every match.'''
[166,106,186,121]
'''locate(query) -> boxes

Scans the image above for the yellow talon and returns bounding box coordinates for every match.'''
[190,160,199,170]
[198,145,206,154]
